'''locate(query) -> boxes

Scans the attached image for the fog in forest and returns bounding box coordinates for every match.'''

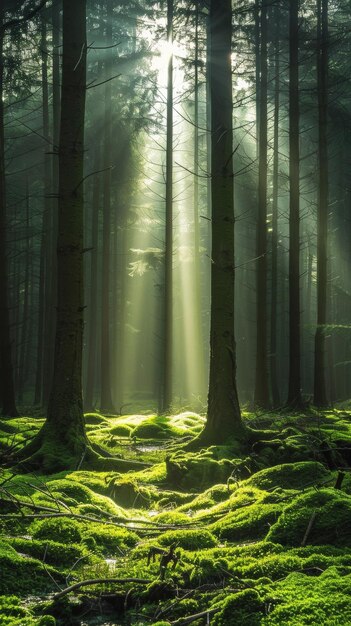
[1,0,350,418]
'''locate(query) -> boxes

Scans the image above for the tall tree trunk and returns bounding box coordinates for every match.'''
[254,0,269,408]
[21,0,87,470]
[42,0,60,406]
[287,0,303,407]
[201,0,243,444]
[270,9,280,408]
[0,13,18,417]
[18,183,31,401]
[161,0,174,413]
[313,0,329,406]
[85,146,101,410]
[100,0,115,412]
[35,12,51,406]
[192,0,205,400]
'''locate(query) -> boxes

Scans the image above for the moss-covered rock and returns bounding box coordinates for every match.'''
[211,502,282,542]
[7,538,86,567]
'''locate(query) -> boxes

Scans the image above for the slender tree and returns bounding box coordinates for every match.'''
[313,0,329,406]
[270,6,281,407]
[161,0,174,413]
[287,0,303,407]
[254,0,270,408]
[100,0,117,413]
[0,9,18,417]
[200,0,244,444]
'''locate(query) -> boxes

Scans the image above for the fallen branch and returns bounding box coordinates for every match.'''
[53,577,151,600]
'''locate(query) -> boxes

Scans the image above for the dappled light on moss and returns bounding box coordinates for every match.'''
[3,409,351,623]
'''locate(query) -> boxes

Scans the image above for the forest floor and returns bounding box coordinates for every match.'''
[1,408,351,625]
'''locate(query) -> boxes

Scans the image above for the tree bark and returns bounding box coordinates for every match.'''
[201,0,243,444]
[270,7,281,408]
[100,0,115,413]
[254,0,269,408]
[20,0,87,470]
[0,12,18,417]
[287,0,303,407]
[161,0,174,413]
[313,0,329,406]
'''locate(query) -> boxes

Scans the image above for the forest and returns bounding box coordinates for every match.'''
[1,0,351,624]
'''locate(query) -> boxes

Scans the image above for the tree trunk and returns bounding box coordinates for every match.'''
[287,0,303,407]
[85,146,101,410]
[161,0,174,413]
[192,1,206,401]
[254,0,269,408]
[100,0,115,413]
[21,0,87,471]
[313,0,329,406]
[270,8,280,408]
[0,13,18,417]
[18,183,31,401]
[200,0,243,444]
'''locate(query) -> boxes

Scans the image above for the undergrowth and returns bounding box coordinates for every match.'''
[1,408,351,625]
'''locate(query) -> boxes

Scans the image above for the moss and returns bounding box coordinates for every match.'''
[110,424,132,437]
[213,589,263,626]
[166,451,236,490]
[247,461,330,491]
[262,569,351,625]
[267,488,351,546]
[157,528,217,550]
[84,412,108,425]
[30,517,82,543]
[7,538,86,567]
[107,478,153,508]
[190,556,230,584]
[83,524,138,554]
[211,502,281,542]
[0,540,64,595]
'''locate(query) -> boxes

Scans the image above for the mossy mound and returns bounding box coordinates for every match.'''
[7,538,86,567]
[213,589,263,626]
[109,424,132,437]
[157,528,217,550]
[165,451,235,490]
[83,523,138,554]
[84,412,108,425]
[262,568,351,625]
[211,502,282,542]
[267,488,351,546]
[30,517,83,543]
[0,540,64,595]
[247,461,330,491]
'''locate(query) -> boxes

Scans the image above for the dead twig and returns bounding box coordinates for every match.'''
[53,577,152,600]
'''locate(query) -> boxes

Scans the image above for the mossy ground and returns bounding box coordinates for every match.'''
[1,408,351,624]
